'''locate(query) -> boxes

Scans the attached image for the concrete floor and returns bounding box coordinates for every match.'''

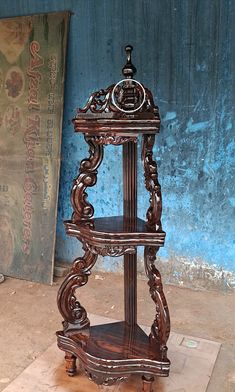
[0,272,235,391]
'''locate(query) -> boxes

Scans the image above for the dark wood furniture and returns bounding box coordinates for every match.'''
[57,46,170,392]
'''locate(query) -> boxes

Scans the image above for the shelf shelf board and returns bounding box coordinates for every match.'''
[64,216,165,248]
[73,116,160,135]
[57,321,170,380]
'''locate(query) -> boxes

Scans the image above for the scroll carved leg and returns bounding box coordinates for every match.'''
[142,375,154,392]
[142,134,162,231]
[71,135,103,222]
[144,246,170,359]
[57,248,98,332]
[65,352,77,376]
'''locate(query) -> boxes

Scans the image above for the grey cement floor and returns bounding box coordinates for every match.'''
[0,273,235,391]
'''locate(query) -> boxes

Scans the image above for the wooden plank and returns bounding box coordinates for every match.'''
[0,12,69,284]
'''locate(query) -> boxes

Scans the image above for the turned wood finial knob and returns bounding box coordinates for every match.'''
[122,45,137,78]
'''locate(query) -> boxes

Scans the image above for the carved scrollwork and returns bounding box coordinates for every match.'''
[71,136,103,222]
[76,81,159,116]
[85,369,128,386]
[86,243,136,257]
[144,246,170,357]
[142,134,162,231]
[57,248,98,331]
[78,85,117,114]
[88,134,137,145]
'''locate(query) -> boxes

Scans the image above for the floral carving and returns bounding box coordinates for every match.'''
[86,243,136,257]
[78,85,117,114]
[85,370,128,386]
[89,134,137,145]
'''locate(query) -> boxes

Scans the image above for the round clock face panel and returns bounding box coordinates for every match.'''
[111,78,146,113]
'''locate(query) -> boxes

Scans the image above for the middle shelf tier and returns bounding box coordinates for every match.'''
[64,216,165,251]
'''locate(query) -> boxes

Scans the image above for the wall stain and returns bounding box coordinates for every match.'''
[163,111,177,121]
[94,254,235,292]
[186,118,213,133]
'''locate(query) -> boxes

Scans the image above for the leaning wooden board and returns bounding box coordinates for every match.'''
[0,12,69,284]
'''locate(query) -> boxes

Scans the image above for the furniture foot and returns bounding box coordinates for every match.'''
[142,375,154,392]
[65,352,77,376]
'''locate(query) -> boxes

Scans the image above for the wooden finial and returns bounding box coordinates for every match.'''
[122,45,137,78]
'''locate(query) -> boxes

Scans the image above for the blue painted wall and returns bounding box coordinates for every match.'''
[0,0,234,273]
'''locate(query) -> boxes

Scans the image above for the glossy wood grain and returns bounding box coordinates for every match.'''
[123,142,137,326]
[57,321,170,385]
[57,46,170,391]
[64,216,166,251]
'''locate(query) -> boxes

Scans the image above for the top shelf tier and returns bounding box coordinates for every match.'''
[73,116,160,136]
[73,46,161,136]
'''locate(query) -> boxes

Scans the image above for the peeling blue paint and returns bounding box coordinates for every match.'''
[203,159,222,175]
[186,118,213,133]
[229,197,235,207]
[226,141,235,164]
[165,135,177,147]
[226,120,233,131]
[196,62,207,72]
[163,111,177,121]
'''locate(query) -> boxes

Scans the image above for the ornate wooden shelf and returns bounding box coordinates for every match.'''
[57,321,170,385]
[56,45,171,392]
[64,216,166,256]
[73,116,160,136]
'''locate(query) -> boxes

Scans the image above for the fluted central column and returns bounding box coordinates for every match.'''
[123,141,137,326]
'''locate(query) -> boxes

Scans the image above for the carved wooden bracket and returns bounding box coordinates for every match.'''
[71,136,103,222]
[88,134,137,145]
[78,84,117,114]
[144,246,170,358]
[142,134,162,231]
[86,243,136,257]
[57,248,98,331]
[85,370,128,386]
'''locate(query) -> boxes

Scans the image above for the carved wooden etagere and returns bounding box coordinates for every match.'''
[57,45,170,392]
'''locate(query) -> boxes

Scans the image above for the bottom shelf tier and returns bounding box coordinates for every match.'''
[57,321,170,385]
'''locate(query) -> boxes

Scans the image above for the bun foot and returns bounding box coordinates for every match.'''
[142,375,154,392]
[65,353,77,376]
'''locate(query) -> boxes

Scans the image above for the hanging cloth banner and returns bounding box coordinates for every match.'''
[0,11,69,284]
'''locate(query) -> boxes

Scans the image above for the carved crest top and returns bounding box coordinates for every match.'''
[73,46,160,127]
